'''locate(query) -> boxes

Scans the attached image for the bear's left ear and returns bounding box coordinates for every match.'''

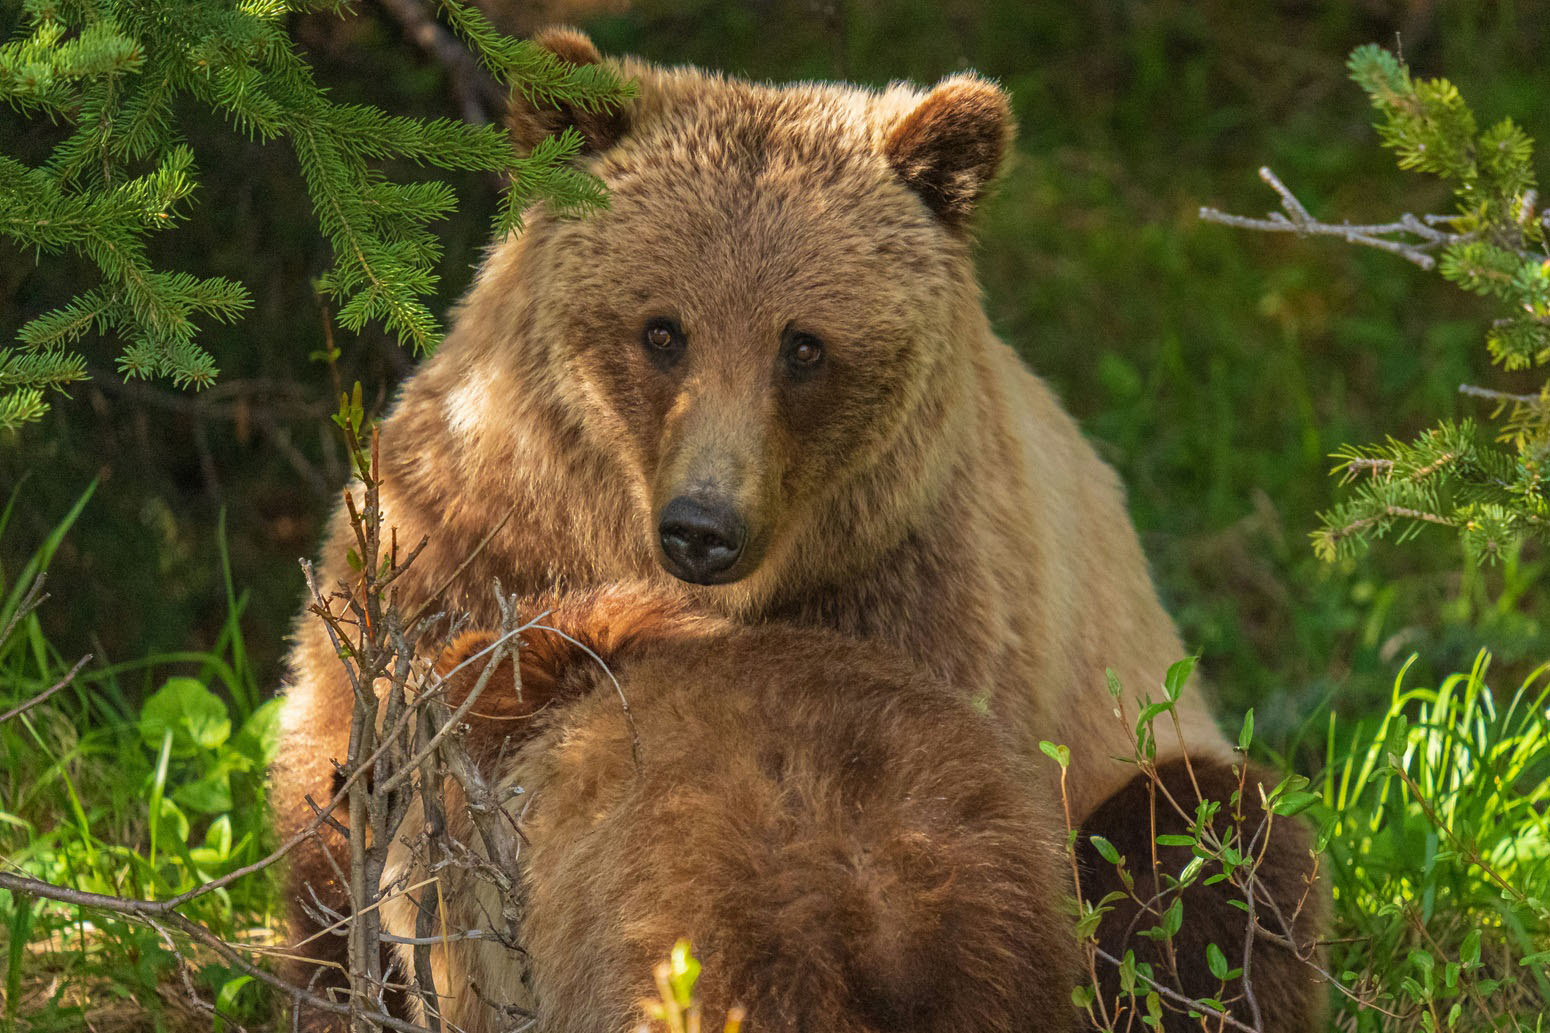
[507,27,633,157]
[885,74,1014,228]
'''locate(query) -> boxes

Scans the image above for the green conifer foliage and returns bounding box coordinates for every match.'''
[0,0,631,431]
[1312,46,1549,564]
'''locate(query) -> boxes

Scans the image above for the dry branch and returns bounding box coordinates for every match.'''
[1199,166,1466,271]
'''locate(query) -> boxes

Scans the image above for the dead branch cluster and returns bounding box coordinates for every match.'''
[0,427,543,1033]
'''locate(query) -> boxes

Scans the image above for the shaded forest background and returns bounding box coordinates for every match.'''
[3,0,1547,774]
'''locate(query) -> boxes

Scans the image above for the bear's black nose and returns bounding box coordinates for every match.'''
[658,496,746,584]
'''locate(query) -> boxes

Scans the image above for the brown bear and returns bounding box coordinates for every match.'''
[377,587,1082,1033]
[274,28,1327,1031]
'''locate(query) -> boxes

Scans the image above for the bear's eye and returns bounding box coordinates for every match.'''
[782,329,825,380]
[642,317,686,368]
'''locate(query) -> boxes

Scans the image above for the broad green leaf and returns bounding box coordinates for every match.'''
[140,677,230,757]
[174,768,232,814]
[233,698,284,768]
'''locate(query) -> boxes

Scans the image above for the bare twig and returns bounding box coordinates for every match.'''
[1460,383,1544,407]
[1092,947,1260,1033]
[0,573,48,648]
[0,653,90,725]
[1200,166,1470,270]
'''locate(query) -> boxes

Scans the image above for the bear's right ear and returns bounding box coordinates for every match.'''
[507,27,632,157]
[885,74,1014,228]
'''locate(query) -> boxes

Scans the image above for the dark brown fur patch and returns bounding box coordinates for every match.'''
[386,594,1083,1033]
[884,75,1013,226]
[1076,758,1329,1033]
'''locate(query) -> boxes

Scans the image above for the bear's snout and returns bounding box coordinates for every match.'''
[658,495,747,584]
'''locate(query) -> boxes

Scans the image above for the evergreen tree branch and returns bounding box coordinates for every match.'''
[0,0,631,429]
[1205,44,1550,564]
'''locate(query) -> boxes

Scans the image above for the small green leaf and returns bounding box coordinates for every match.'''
[1178,856,1204,885]
[1156,834,1196,847]
[1136,699,1174,730]
[1207,942,1228,981]
[1460,928,1482,967]
[205,814,233,858]
[153,797,190,853]
[1272,790,1320,817]
[214,975,253,1033]
[1039,740,1070,769]
[1090,835,1121,865]
[1163,656,1196,701]
[1238,708,1254,752]
[668,938,700,1008]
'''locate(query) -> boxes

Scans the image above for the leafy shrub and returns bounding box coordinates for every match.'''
[0,487,280,1030]
[1053,655,1549,1032]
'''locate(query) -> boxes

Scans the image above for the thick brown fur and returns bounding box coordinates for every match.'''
[1076,759,1329,1033]
[274,28,1321,1030]
[380,587,1081,1033]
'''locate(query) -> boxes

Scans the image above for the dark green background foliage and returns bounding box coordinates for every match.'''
[2,0,1547,765]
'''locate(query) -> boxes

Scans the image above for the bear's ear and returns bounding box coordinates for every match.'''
[884,74,1014,228]
[507,27,632,157]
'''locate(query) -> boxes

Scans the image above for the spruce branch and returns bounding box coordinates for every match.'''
[1203,43,1550,564]
[0,0,632,429]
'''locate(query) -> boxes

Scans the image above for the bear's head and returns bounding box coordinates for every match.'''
[498,30,1013,596]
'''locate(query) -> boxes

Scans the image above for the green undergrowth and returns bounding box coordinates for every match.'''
[1319,652,1550,1031]
[0,487,280,1031]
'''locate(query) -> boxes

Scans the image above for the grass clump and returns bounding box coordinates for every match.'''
[1321,652,1550,1032]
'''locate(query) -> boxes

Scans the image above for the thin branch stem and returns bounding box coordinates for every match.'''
[0,654,91,725]
[1199,165,1473,271]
